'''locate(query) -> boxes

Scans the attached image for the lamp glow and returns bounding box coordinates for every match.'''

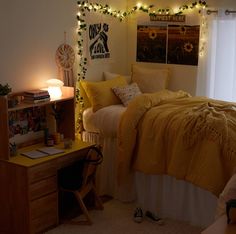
[46,79,64,99]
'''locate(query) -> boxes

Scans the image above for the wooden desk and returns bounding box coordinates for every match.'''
[202,215,236,234]
[0,140,93,234]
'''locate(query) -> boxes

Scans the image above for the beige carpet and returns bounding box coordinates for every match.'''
[46,199,203,234]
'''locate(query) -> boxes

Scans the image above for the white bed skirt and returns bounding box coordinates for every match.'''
[82,131,218,228]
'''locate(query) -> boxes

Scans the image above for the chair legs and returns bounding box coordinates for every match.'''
[91,185,104,210]
[60,185,103,225]
[74,191,93,225]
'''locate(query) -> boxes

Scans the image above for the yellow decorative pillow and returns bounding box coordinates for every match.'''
[131,64,170,93]
[80,76,127,112]
[79,81,91,109]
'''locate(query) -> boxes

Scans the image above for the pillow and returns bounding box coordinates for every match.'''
[80,76,127,112]
[79,81,91,108]
[103,71,132,84]
[131,64,170,93]
[215,173,236,220]
[112,83,142,106]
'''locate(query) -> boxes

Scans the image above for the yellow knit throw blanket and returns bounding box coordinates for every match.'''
[117,90,236,196]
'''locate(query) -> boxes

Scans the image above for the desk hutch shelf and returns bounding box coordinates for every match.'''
[0,87,93,234]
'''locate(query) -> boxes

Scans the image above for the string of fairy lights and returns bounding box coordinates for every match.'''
[76,1,208,132]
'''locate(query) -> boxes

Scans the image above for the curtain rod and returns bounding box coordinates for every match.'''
[207,9,236,15]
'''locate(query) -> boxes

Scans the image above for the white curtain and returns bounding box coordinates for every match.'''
[196,10,236,102]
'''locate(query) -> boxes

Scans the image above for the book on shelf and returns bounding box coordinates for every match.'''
[24,89,49,97]
[24,94,50,100]
[21,147,64,159]
[23,97,50,104]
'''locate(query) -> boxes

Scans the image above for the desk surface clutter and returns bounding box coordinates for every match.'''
[21,146,65,159]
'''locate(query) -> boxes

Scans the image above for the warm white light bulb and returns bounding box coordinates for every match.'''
[46,79,64,99]
[137,3,142,9]
[173,8,179,14]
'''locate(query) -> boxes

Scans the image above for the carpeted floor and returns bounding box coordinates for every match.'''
[46,199,203,234]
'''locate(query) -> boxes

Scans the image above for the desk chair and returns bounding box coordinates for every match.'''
[58,145,104,225]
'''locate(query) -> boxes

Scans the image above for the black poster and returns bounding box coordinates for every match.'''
[89,23,110,60]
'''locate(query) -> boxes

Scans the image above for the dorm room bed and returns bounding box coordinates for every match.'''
[79,66,236,228]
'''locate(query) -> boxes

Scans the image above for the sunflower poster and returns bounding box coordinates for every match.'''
[167,25,200,65]
[136,25,167,63]
[136,24,200,66]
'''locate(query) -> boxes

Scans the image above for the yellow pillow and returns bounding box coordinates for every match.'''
[79,81,91,109]
[80,76,127,112]
[131,64,170,93]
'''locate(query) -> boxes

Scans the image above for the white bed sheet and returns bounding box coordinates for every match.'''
[83,105,126,137]
[82,105,218,228]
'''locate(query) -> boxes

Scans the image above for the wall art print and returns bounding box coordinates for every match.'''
[8,106,46,138]
[136,25,167,63]
[168,25,199,65]
[88,23,110,60]
[136,24,200,66]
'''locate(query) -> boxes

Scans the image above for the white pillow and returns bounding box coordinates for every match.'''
[131,65,170,93]
[103,71,132,84]
[112,83,142,106]
[215,173,236,219]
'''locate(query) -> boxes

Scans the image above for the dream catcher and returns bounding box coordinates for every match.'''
[55,32,75,87]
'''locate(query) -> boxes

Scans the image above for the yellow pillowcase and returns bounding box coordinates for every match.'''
[80,76,128,112]
[79,81,91,109]
[131,64,170,93]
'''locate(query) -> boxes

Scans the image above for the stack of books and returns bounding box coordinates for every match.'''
[23,89,50,103]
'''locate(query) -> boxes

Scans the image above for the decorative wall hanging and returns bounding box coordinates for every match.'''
[150,15,186,22]
[137,25,167,63]
[136,24,200,66]
[55,32,75,87]
[88,23,110,60]
[168,25,200,65]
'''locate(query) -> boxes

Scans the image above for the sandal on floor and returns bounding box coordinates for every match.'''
[133,207,143,223]
[145,211,164,225]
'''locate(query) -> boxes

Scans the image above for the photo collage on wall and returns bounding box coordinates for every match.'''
[8,106,46,138]
[136,24,200,66]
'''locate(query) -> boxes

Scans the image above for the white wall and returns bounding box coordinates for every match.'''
[0,0,127,92]
[0,0,78,92]
[1,0,236,93]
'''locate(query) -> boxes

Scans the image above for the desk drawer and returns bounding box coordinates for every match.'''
[30,176,57,200]
[32,207,58,234]
[29,162,57,183]
[57,148,88,168]
[31,192,58,220]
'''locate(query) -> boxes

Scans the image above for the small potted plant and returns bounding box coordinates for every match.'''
[0,83,12,96]
[0,83,13,107]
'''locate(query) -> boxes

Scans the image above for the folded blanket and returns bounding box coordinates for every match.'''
[117,90,236,196]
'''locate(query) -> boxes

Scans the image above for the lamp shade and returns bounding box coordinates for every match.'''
[46,79,64,99]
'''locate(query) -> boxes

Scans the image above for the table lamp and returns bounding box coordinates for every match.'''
[46,79,64,99]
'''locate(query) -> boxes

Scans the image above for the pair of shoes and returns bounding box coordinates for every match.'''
[133,207,143,223]
[145,211,164,225]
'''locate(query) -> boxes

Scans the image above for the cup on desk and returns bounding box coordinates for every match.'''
[63,138,72,149]
[10,143,17,156]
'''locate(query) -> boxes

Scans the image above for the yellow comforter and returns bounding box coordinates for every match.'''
[117,90,236,196]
